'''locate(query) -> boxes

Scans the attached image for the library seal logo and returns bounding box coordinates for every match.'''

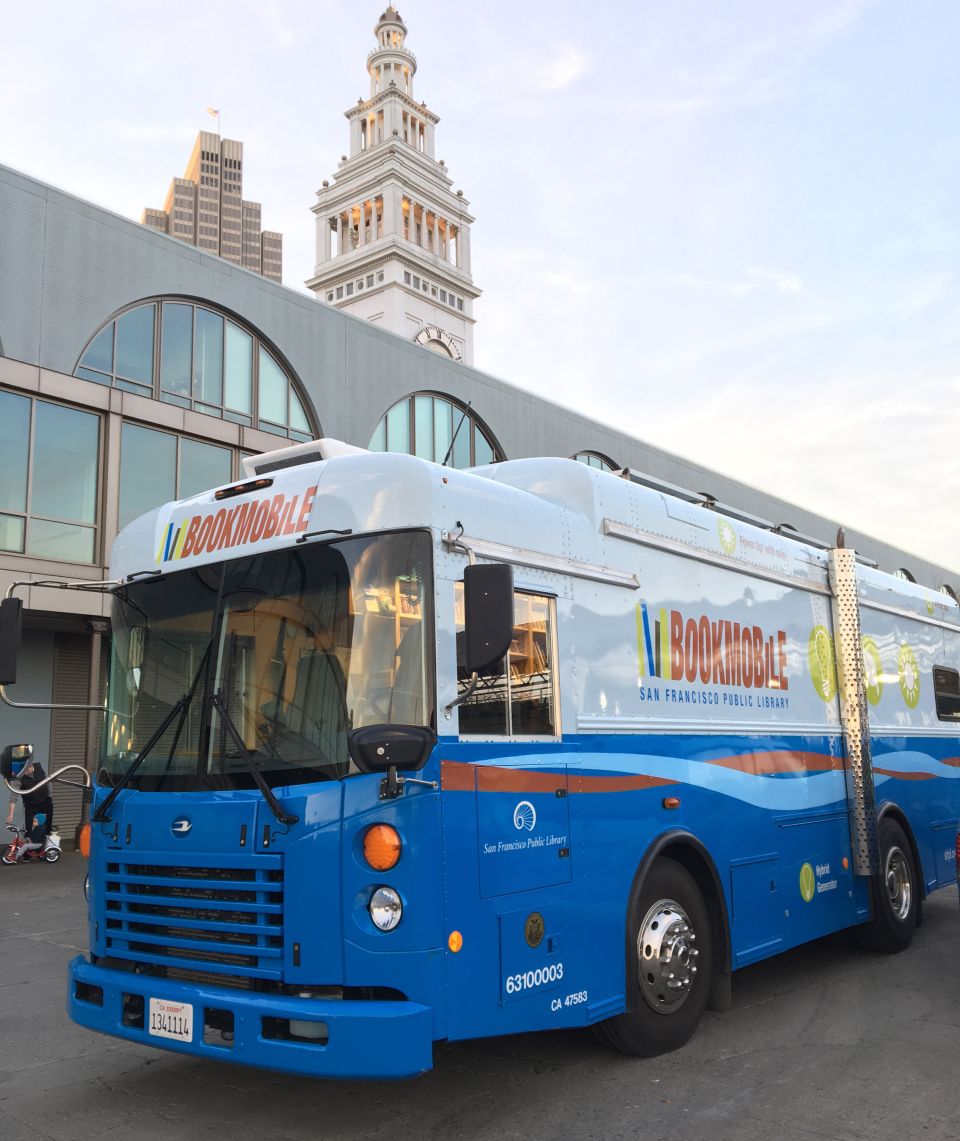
[513,801,537,832]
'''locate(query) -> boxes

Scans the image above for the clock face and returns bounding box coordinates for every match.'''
[413,324,462,361]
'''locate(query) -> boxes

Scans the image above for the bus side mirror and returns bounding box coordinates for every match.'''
[463,563,513,675]
[348,725,437,774]
[0,597,23,686]
[1,743,33,781]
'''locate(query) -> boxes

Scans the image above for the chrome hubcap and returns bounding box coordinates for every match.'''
[637,898,699,1014]
[885,845,912,921]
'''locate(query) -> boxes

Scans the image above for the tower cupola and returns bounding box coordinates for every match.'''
[368,7,416,100]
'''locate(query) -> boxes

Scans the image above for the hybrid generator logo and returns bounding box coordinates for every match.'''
[635,601,789,692]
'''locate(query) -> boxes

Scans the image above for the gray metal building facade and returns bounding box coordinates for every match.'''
[0,161,954,839]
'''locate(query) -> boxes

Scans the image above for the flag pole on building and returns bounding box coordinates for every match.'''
[206,107,221,137]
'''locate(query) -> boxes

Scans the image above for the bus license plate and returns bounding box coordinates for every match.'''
[148,998,193,1042]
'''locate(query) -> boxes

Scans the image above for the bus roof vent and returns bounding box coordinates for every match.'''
[242,438,367,478]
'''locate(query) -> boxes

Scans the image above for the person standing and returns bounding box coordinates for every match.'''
[15,760,54,835]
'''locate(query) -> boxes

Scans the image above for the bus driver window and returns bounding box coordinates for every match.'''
[455,585,556,737]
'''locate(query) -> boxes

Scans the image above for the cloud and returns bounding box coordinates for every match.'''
[737,267,806,296]
[895,272,953,318]
[533,268,592,297]
[626,0,875,120]
[529,45,588,92]
[669,266,805,299]
[265,6,297,48]
[112,122,204,142]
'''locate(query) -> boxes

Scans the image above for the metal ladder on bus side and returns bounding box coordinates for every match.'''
[828,548,880,877]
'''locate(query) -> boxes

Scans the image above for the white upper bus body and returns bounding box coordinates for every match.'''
[110,439,960,751]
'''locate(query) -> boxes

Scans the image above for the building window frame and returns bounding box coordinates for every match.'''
[368,391,504,469]
[572,450,620,473]
[73,297,317,443]
[0,388,102,566]
[117,421,238,532]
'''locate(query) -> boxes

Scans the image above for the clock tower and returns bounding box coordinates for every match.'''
[306,7,479,364]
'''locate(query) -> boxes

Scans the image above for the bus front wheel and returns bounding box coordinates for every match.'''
[595,857,713,1057]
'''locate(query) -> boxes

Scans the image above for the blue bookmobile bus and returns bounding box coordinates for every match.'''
[3,439,959,1077]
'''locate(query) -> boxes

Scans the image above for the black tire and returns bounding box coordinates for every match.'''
[595,857,713,1057]
[855,817,918,953]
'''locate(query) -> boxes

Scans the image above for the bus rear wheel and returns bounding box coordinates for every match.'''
[855,817,918,954]
[595,857,713,1057]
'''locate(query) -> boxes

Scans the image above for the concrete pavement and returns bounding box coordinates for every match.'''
[1,852,958,1141]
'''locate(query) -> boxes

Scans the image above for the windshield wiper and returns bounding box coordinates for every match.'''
[94,642,212,823]
[210,691,299,826]
[94,691,194,822]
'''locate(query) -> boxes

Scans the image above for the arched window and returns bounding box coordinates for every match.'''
[74,299,316,441]
[369,393,502,468]
[894,568,917,584]
[572,450,619,472]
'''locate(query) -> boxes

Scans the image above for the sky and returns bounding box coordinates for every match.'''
[3,0,959,570]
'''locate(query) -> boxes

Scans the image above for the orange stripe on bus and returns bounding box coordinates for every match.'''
[574,773,678,792]
[707,751,844,776]
[440,760,676,793]
[440,761,476,791]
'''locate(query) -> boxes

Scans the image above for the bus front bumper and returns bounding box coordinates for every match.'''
[67,955,434,1079]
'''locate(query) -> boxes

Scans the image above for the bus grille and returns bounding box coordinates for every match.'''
[103,856,284,980]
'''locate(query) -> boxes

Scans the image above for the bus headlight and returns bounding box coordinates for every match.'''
[369,886,403,931]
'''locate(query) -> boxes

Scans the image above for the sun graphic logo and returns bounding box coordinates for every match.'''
[808,626,837,702]
[862,637,884,706]
[513,800,537,832]
[898,644,921,709]
[717,518,737,555]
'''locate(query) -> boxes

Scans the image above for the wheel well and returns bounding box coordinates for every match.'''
[877,803,927,920]
[642,833,731,976]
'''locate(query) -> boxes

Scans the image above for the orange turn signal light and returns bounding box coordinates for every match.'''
[78,822,91,859]
[448,930,463,953]
[363,824,402,871]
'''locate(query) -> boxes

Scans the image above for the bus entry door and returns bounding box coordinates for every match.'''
[476,765,572,898]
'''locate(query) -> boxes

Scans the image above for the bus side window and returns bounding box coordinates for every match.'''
[455,586,556,737]
[933,666,960,721]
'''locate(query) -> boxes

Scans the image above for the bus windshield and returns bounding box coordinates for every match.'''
[102,531,433,792]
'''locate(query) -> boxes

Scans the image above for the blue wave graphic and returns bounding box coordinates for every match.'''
[578,750,958,811]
